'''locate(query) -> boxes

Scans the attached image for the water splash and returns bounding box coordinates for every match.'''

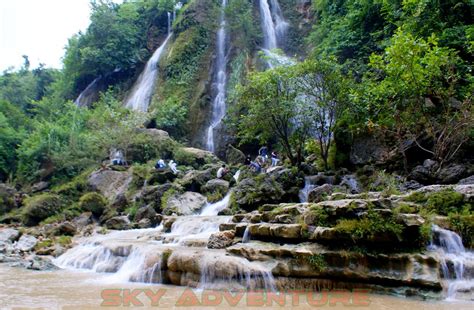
[429,225,474,300]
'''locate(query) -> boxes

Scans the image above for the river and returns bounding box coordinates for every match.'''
[1,264,471,309]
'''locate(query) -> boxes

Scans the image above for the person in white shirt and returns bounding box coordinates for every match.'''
[169,160,179,174]
[217,165,229,179]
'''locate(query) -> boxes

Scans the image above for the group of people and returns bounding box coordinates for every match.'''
[155,159,179,174]
[245,146,279,173]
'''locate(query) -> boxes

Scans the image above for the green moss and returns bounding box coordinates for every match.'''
[449,213,474,248]
[206,191,224,203]
[308,205,329,227]
[22,193,63,226]
[52,168,93,203]
[78,192,108,215]
[425,189,466,216]
[394,203,417,214]
[161,188,177,210]
[334,209,404,242]
[56,235,72,246]
[406,191,427,204]
[35,239,53,251]
[294,254,327,271]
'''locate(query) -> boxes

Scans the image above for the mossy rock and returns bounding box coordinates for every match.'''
[78,192,108,216]
[0,183,16,215]
[22,194,62,226]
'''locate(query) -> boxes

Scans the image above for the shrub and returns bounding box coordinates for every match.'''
[22,194,62,226]
[449,213,474,248]
[334,209,404,242]
[78,192,107,215]
[425,189,465,215]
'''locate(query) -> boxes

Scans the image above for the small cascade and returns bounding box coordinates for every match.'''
[206,0,229,153]
[200,193,231,216]
[429,225,474,300]
[161,215,231,246]
[299,176,316,203]
[242,226,251,243]
[124,32,172,112]
[74,77,102,107]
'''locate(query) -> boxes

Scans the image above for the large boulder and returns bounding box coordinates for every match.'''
[0,228,20,243]
[225,145,245,165]
[174,147,220,168]
[104,216,131,230]
[14,235,38,252]
[22,194,62,226]
[308,184,333,203]
[180,168,216,192]
[135,205,162,226]
[163,192,207,216]
[78,192,108,216]
[350,134,392,165]
[208,230,235,249]
[458,175,474,185]
[202,179,229,202]
[148,170,177,185]
[436,164,468,184]
[138,183,174,212]
[88,170,132,201]
[233,168,303,210]
[0,183,17,214]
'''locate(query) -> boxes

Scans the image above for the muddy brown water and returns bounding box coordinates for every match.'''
[0,264,472,310]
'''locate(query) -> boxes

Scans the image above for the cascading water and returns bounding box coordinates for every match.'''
[54,169,276,290]
[428,225,474,300]
[74,77,102,107]
[259,0,277,50]
[124,14,173,112]
[299,176,316,203]
[205,0,229,153]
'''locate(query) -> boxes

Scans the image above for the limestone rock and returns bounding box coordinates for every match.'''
[208,230,235,249]
[458,175,474,185]
[22,194,62,226]
[225,145,245,165]
[248,223,302,239]
[0,228,20,243]
[135,205,162,226]
[163,192,207,216]
[88,170,132,201]
[180,169,215,192]
[14,235,38,252]
[308,184,333,203]
[31,181,49,193]
[202,179,229,199]
[104,216,131,230]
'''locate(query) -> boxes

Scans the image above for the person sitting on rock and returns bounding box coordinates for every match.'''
[169,160,179,174]
[111,150,125,166]
[155,159,166,170]
[250,161,261,173]
[217,165,229,179]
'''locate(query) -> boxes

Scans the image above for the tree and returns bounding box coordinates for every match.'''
[362,29,473,169]
[235,66,306,166]
[294,59,350,170]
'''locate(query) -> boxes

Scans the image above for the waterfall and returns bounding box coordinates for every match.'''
[269,0,289,44]
[259,0,277,50]
[429,225,474,300]
[299,177,316,203]
[167,12,171,35]
[242,226,251,243]
[205,0,229,153]
[74,77,102,107]
[124,32,172,112]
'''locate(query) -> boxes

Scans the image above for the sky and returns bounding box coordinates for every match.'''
[0,0,122,72]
